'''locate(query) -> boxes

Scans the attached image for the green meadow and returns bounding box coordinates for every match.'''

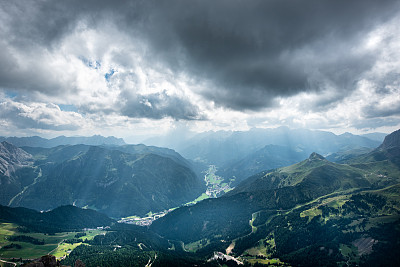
[0,223,105,259]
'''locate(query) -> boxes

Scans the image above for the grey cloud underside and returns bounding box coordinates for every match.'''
[119,91,204,120]
[1,0,400,115]
[139,0,400,110]
[352,117,400,130]
[362,103,400,119]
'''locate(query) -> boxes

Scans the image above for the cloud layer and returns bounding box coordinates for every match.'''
[0,0,399,138]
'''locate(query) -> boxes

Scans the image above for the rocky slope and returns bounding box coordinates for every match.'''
[0,141,32,176]
[0,142,36,205]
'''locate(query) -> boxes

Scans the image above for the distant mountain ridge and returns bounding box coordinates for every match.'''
[344,129,400,170]
[325,146,374,163]
[7,143,204,217]
[360,132,387,142]
[0,135,126,148]
[210,128,381,185]
[218,144,309,185]
[173,127,381,166]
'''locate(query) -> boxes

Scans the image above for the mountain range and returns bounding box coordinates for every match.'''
[151,151,378,242]
[149,129,400,266]
[147,127,383,187]
[218,144,309,186]
[1,128,399,266]
[1,142,204,218]
[146,127,381,166]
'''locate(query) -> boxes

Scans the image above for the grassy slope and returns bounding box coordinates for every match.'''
[0,223,105,259]
[235,183,400,265]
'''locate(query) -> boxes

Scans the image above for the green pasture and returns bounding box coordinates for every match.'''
[0,223,105,259]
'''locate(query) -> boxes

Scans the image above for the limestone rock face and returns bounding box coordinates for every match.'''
[0,142,35,205]
[0,141,32,177]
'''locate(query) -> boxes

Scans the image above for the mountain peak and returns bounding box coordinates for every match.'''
[308,152,325,160]
[379,129,400,150]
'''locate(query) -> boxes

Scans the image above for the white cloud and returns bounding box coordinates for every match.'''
[0,99,85,131]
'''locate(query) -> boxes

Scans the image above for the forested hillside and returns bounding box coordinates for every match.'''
[4,143,204,218]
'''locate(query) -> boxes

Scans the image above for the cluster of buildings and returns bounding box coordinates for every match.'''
[118,210,170,226]
[205,183,231,198]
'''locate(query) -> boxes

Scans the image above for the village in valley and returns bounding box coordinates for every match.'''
[119,165,233,226]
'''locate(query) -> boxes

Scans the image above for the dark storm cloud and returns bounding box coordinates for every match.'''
[360,72,400,120]
[0,0,131,48]
[120,91,204,120]
[137,0,400,110]
[362,102,400,119]
[1,0,400,114]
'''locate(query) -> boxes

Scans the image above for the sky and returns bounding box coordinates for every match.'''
[0,0,400,143]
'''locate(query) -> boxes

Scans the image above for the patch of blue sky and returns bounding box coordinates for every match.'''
[58,104,78,112]
[105,69,116,82]
[79,56,101,69]
[4,90,18,98]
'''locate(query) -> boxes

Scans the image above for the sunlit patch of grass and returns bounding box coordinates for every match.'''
[184,239,210,252]
[326,198,348,209]
[0,241,57,259]
[246,258,287,265]
[0,223,106,259]
[0,223,17,243]
[245,245,266,257]
[121,215,140,220]
[194,193,210,202]
[52,242,87,258]
[300,207,322,221]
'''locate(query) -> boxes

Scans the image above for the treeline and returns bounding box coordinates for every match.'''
[1,243,22,249]
[8,235,45,245]
[0,205,114,233]
[62,244,225,267]
[64,238,88,244]
[359,219,400,267]
[75,232,86,238]
[61,223,232,266]
[234,190,400,266]
[150,194,256,243]
[62,245,153,267]
[91,223,170,250]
